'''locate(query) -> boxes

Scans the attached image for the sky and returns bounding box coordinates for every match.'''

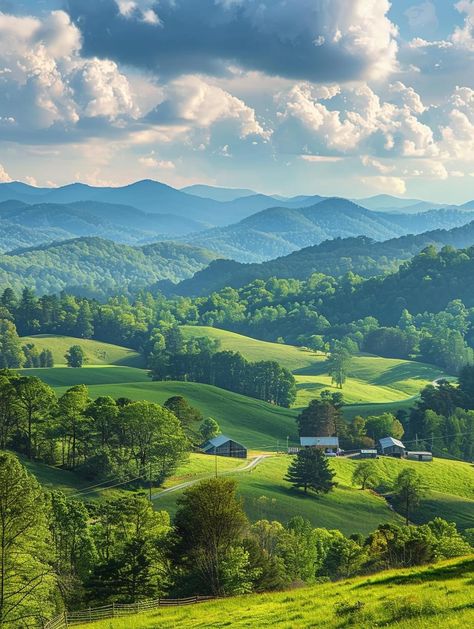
[1,1,474,201]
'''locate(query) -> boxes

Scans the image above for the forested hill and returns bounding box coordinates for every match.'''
[0,237,219,298]
[184,198,474,262]
[167,220,474,296]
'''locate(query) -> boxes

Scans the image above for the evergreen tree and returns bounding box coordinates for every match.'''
[14,376,56,460]
[285,449,336,495]
[297,399,339,437]
[77,301,94,339]
[39,348,54,367]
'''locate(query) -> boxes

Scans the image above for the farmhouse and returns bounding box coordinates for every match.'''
[406,451,433,462]
[201,435,247,459]
[300,436,340,454]
[357,449,378,459]
[379,437,406,458]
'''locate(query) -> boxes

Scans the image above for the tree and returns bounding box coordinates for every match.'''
[0,319,24,368]
[58,385,90,469]
[164,396,203,431]
[365,413,404,442]
[65,345,86,368]
[352,461,379,490]
[77,301,94,339]
[326,344,352,389]
[393,469,427,525]
[199,417,221,443]
[285,449,336,495]
[14,376,56,460]
[297,399,339,438]
[0,454,58,626]
[0,373,19,450]
[174,478,248,595]
[39,348,54,368]
[120,401,188,484]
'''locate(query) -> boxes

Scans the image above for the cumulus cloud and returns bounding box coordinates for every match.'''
[275,81,437,158]
[67,0,398,82]
[145,76,269,139]
[0,10,138,140]
[0,163,12,183]
[361,176,407,195]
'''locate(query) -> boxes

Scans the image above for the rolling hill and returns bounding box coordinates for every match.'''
[181,326,446,407]
[170,220,474,296]
[0,237,219,297]
[0,200,207,251]
[20,335,145,368]
[75,557,474,629]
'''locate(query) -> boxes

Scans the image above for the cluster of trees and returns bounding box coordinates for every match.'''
[149,326,296,407]
[4,455,472,626]
[0,371,190,486]
[403,369,474,460]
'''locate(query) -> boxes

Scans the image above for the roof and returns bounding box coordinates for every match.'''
[201,435,246,451]
[300,437,339,447]
[379,437,405,450]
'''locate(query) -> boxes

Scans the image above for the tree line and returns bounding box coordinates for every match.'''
[3,454,472,627]
[148,326,296,407]
[0,371,192,486]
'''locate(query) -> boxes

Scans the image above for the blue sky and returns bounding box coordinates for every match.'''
[0,1,474,202]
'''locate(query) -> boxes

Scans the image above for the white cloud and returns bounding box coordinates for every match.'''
[361,176,407,195]
[361,156,395,174]
[0,11,138,138]
[0,163,12,183]
[138,154,175,169]
[147,76,270,140]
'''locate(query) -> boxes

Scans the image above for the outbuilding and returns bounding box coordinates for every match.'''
[300,436,340,454]
[201,435,247,459]
[379,437,406,458]
[406,451,433,462]
[358,449,378,459]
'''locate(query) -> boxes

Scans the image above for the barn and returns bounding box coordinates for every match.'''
[379,437,406,458]
[201,435,247,459]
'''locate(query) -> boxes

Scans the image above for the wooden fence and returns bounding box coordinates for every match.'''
[43,596,216,628]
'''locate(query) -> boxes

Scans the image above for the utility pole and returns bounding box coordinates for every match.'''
[215,450,218,478]
[286,435,289,452]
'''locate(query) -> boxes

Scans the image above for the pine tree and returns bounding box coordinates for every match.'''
[0,319,24,368]
[285,449,336,495]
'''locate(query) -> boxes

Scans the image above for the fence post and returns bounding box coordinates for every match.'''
[112,602,115,618]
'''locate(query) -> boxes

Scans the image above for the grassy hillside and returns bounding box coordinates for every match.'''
[153,454,474,533]
[76,557,474,629]
[181,326,445,407]
[155,455,402,535]
[20,335,145,367]
[24,366,298,447]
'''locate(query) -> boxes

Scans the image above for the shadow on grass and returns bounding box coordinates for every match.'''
[354,558,474,589]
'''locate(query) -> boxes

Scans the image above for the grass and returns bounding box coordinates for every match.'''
[153,454,474,533]
[20,335,145,367]
[75,556,474,628]
[21,366,298,447]
[181,326,447,408]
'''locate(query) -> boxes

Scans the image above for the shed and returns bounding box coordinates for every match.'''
[201,435,247,459]
[358,449,378,459]
[379,437,406,458]
[406,451,433,462]
[300,436,339,453]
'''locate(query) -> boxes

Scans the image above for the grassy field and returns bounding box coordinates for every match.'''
[153,454,474,533]
[21,366,298,447]
[20,335,145,367]
[75,556,474,629]
[181,326,446,407]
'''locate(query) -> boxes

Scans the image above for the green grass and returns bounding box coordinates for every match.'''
[76,556,474,628]
[20,335,145,367]
[153,454,474,534]
[22,366,298,447]
[181,326,446,408]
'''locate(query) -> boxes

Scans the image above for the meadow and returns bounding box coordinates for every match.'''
[75,556,474,629]
[20,334,145,367]
[181,326,447,407]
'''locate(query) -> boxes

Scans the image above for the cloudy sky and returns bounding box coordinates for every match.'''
[1,1,474,201]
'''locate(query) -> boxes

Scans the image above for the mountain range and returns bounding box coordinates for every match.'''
[164,219,474,296]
